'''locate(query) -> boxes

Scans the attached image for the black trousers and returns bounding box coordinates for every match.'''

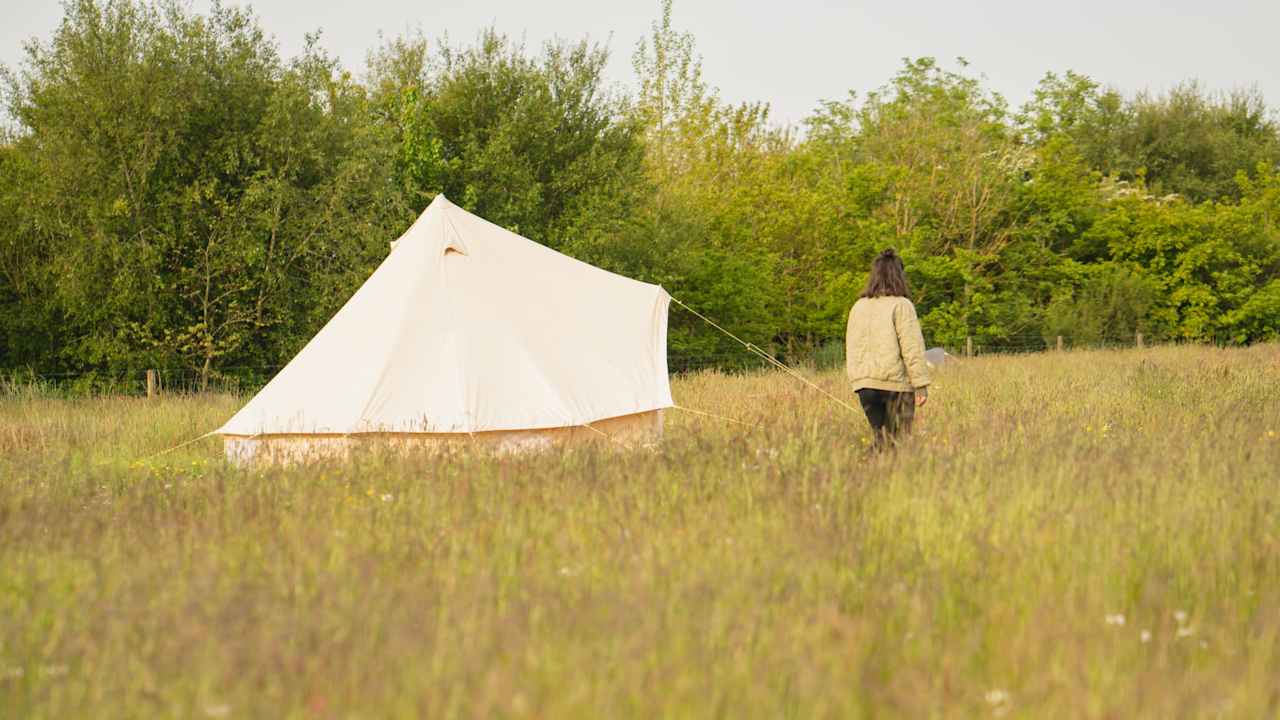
[856,388,915,448]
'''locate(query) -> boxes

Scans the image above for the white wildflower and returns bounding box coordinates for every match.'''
[1105,613,1125,626]
[1174,610,1188,624]
[1140,629,1152,643]
[204,704,231,718]
[985,689,1010,705]
[381,493,393,502]
[1177,626,1195,638]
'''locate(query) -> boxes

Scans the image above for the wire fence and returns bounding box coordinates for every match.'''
[667,330,1163,372]
[3,330,1172,399]
[0,366,286,398]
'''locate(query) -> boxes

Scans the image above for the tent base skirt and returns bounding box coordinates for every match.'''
[220,410,664,466]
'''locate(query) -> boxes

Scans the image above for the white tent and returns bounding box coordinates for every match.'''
[218,194,672,464]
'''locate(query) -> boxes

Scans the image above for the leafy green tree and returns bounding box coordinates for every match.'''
[854,58,1025,256]
[1022,73,1280,203]
[0,137,63,368]
[1125,83,1280,203]
[1086,171,1279,342]
[1018,71,1131,176]
[818,58,1035,347]
[2,0,405,385]
[624,0,785,362]
[1043,262,1158,345]
[371,30,645,252]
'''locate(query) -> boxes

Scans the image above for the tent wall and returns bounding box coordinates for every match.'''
[221,410,663,466]
[217,195,672,439]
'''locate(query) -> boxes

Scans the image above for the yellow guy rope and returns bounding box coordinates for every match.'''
[131,427,218,461]
[671,404,756,427]
[668,296,863,416]
[580,422,617,443]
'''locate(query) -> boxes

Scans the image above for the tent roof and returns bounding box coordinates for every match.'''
[218,194,671,436]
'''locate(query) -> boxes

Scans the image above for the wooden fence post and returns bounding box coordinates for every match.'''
[1056,335,1064,352]
[1135,332,1144,349]
[965,336,973,358]
[146,369,157,399]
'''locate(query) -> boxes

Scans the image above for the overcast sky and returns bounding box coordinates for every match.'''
[4,0,1278,128]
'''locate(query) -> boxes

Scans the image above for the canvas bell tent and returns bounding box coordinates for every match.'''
[218,194,672,465]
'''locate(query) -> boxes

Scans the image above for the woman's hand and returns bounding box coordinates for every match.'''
[915,388,929,407]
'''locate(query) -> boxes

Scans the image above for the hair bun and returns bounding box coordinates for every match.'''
[879,248,898,259]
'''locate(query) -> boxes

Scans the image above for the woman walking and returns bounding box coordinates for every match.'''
[846,249,931,449]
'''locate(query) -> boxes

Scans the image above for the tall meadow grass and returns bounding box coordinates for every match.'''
[2,344,1278,717]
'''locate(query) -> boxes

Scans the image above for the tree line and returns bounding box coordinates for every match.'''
[2,0,1278,388]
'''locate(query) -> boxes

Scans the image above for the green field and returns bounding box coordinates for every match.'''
[2,344,1279,718]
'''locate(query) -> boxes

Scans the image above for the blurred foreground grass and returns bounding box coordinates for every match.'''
[2,344,1279,718]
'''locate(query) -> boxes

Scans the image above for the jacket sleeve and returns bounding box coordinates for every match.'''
[893,300,932,389]
[844,304,857,377]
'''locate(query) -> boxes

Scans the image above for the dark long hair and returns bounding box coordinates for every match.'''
[860,249,910,299]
